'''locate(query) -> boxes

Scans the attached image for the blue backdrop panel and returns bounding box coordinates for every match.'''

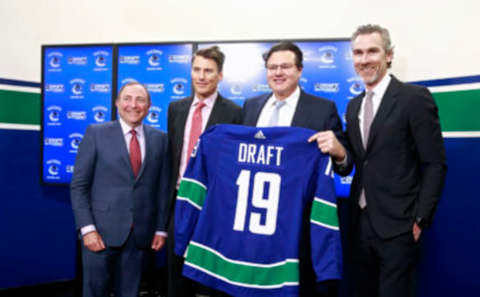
[43,46,113,184]
[417,137,480,297]
[117,44,193,130]
[0,129,76,288]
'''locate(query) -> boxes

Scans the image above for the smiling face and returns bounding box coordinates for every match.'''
[266,50,302,100]
[116,83,150,128]
[191,55,223,100]
[352,32,393,89]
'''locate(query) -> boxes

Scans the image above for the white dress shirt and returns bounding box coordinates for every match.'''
[256,86,301,127]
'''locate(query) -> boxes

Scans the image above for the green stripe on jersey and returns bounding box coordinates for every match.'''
[185,242,299,287]
[177,178,207,208]
[311,198,339,230]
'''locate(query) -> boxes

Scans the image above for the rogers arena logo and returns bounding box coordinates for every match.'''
[47,52,63,72]
[47,105,62,126]
[90,83,110,93]
[44,137,64,147]
[119,55,140,65]
[69,133,83,153]
[171,78,188,96]
[93,106,108,122]
[70,78,85,99]
[314,83,340,93]
[147,49,163,70]
[68,56,87,66]
[318,46,338,69]
[94,50,109,70]
[252,84,271,93]
[347,77,364,97]
[147,106,162,125]
[67,111,87,120]
[45,84,65,93]
[46,159,61,179]
[168,54,190,64]
[145,83,164,93]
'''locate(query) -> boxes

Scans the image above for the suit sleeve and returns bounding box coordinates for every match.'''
[310,155,342,282]
[174,136,208,257]
[156,133,171,232]
[70,125,97,230]
[325,101,353,177]
[409,87,447,224]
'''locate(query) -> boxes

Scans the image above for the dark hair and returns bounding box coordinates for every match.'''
[117,82,151,103]
[352,24,394,68]
[263,41,303,69]
[192,46,225,72]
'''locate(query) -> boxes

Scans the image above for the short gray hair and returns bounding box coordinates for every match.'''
[352,24,394,67]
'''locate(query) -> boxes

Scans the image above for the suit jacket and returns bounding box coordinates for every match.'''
[243,89,347,156]
[70,121,170,249]
[341,75,447,239]
[166,94,242,221]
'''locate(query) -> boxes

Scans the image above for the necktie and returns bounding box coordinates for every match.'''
[359,91,374,209]
[268,100,286,127]
[187,102,206,163]
[129,129,141,178]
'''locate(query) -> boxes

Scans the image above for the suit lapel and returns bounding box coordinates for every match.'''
[366,77,400,149]
[111,121,132,173]
[349,94,365,155]
[206,94,224,128]
[175,97,194,153]
[291,91,308,127]
[253,94,270,124]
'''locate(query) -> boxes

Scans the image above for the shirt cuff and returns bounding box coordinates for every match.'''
[156,231,167,237]
[80,224,96,236]
[334,154,348,166]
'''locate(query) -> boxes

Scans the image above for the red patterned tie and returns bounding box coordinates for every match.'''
[130,129,141,178]
[187,102,206,163]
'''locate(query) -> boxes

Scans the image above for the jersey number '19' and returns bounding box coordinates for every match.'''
[233,170,281,235]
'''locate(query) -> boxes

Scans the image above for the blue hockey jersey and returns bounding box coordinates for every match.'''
[175,124,342,297]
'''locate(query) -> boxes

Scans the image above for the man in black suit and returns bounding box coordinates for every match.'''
[71,82,170,297]
[243,41,347,297]
[166,46,242,297]
[337,24,447,297]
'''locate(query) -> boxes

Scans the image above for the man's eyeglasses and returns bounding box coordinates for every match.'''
[266,63,296,72]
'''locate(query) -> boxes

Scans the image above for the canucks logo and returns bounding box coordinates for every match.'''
[147,49,163,69]
[70,78,85,98]
[47,52,62,71]
[47,105,62,125]
[347,77,364,96]
[173,82,184,95]
[230,84,242,95]
[171,78,188,96]
[92,106,108,122]
[147,106,162,124]
[69,133,83,152]
[94,50,109,68]
[46,159,61,177]
[318,46,338,68]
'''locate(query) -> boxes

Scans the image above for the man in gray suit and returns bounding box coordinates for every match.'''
[71,82,170,297]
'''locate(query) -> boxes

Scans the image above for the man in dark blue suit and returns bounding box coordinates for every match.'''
[243,42,347,297]
[71,82,170,297]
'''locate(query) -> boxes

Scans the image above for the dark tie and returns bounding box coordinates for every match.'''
[130,129,141,178]
[359,91,374,209]
[187,102,206,163]
[268,100,286,127]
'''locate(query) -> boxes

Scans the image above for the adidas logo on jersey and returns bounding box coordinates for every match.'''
[254,130,266,139]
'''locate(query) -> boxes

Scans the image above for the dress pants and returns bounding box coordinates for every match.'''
[350,208,420,297]
[82,230,146,297]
